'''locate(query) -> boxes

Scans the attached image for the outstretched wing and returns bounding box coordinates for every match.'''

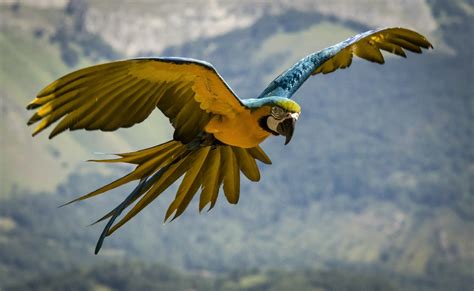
[257,27,433,99]
[27,57,246,143]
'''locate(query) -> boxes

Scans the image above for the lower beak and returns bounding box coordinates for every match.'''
[277,117,296,145]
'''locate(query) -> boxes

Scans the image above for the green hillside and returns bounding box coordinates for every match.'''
[0,23,92,196]
[12,260,453,291]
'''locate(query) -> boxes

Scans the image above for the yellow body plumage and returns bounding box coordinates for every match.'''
[205,106,272,148]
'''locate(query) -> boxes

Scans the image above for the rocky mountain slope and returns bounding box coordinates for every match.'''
[2,0,439,56]
[86,0,439,56]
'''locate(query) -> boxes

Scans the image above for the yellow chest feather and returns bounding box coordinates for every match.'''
[204,107,271,148]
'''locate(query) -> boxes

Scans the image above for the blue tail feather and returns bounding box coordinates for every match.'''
[94,164,172,254]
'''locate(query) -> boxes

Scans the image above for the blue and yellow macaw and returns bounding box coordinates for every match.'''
[27,27,432,253]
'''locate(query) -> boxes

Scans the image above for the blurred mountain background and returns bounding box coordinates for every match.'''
[0,0,473,290]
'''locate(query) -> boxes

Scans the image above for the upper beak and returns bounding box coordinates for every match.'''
[277,114,298,145]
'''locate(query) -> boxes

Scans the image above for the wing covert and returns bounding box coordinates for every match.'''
[257,27,432,99]
[27,58,246,143]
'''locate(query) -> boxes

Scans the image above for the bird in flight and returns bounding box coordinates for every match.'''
[27,27,432,253]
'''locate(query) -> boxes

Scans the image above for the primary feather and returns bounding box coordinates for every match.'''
[257,27,432,99]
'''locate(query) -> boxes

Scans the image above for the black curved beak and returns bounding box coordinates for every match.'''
[277,117,296,145]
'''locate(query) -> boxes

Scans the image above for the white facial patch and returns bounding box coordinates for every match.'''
[267,116,280,133]
[267,112,300,133]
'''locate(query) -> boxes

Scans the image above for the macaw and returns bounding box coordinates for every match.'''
[27,27,432,253]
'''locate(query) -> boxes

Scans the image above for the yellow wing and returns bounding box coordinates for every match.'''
[258,27,433,99]
[313,27,433,75]
[27,58,246,143]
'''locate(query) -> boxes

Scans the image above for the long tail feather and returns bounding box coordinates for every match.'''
[107,152,192,234]
[94,178,147,254]
[165,147,210,221]
[199,148,221,211]
[64,139,271,254]
[94,149,191,253]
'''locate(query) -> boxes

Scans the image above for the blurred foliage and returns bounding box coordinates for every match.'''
[0,172,472,290]
[4,259,472,291]
[5,261,214,291]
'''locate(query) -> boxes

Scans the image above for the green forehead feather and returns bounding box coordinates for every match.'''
[242,97,301,113]
[273,98,301,113]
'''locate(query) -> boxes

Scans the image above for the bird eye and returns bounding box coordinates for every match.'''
[271,107,285,118]
[271,107,285,119]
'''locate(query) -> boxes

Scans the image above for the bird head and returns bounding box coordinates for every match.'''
[253,97,301,145]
